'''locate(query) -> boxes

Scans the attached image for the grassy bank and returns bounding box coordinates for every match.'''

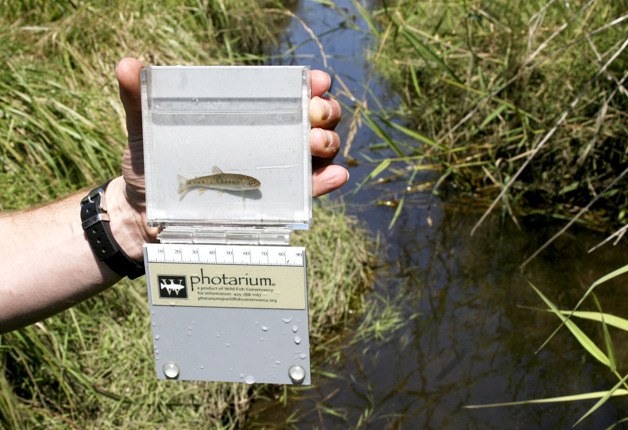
[0,0,285,208]
[0,1,373,428]
[357,0,626,230]
[0,205,372,429]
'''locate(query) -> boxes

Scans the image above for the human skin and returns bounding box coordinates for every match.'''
[0,58,347,334]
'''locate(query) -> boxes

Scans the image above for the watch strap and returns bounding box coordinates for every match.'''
[81,181,145,279]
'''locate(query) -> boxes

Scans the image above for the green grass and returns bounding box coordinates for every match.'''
[0,1,375,428]
[0,0,282,209]
[0,204,373,429]
[349,0,626,231]
[347,3,627,424]
[465,265,628,427]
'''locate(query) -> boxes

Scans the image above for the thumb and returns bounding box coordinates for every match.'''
[115,57,144,137]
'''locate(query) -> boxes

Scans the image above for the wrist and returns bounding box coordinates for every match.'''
[105,176,153,261]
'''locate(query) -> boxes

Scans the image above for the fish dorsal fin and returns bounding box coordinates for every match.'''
[212,165,223,175]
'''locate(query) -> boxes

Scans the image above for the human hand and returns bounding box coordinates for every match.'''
[308,70,348,196]
[112,58,349,251]
[116,57,347,198]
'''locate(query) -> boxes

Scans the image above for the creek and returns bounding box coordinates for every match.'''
[249,1,627,428]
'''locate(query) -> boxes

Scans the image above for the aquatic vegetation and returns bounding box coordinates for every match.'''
[352,0,626,231]
[465,264,628,427]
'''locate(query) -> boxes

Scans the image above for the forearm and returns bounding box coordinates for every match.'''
[0,177,146,333]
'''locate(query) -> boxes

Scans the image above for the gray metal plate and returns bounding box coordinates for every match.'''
[145,244,311,385]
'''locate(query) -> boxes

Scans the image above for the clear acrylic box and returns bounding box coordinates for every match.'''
[141,66,312,236]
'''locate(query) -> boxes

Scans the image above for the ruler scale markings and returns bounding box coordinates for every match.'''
[198,246,217,264]
[286,249,304,266]
[182,246,199,263]
[216,247,234,264]
[148,244,304,266]
[149,246,166,262]
[165,246,182,263]
[234,248,252,265]
[250,247,264,265]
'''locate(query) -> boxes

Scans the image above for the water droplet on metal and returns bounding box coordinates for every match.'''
[282,317,292,323]
[261,325,269,332]
[294,335,302,345]
[200,365,204,370]
[288,365,306,385]
[244,375,255,384]
[292,325,298,333]
[154,335,160,340]
[275,360,281,365]
[163,362,180,380]
[299,353,307,360]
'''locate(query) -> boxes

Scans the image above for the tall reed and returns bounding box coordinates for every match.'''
[356,0,626,231]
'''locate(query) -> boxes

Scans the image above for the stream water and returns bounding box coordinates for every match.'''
[249,1,627,428]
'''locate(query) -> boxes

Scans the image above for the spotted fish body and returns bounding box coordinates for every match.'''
[177,166,261,195]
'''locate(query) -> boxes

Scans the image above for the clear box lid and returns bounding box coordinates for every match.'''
[141,66,312,231]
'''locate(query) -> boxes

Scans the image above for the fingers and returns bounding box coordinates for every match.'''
[310,128,340,159]
[116,58,145,198]
[310,70,331,97]
[309,69,345,196]
[309,70,340,128]
[309,96,341,129]
[312,165,350,198]
[115,57,144,137]
[115,61,349,198]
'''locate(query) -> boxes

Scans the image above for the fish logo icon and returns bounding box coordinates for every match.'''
[158,276,188,299]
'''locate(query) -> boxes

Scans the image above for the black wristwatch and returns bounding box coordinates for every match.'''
[80,181,145,279]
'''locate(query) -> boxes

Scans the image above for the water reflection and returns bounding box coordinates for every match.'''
[250,203,626,429]
[250,0,627,428]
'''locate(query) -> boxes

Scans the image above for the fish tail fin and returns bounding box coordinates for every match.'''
[177,174,188,194]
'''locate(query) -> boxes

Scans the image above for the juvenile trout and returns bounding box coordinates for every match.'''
[177,166,261,194]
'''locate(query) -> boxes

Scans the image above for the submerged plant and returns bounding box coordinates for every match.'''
[465,264,628,427]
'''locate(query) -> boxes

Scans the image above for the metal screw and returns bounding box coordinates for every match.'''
[288,365,306,385]
[163,362,180,380]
